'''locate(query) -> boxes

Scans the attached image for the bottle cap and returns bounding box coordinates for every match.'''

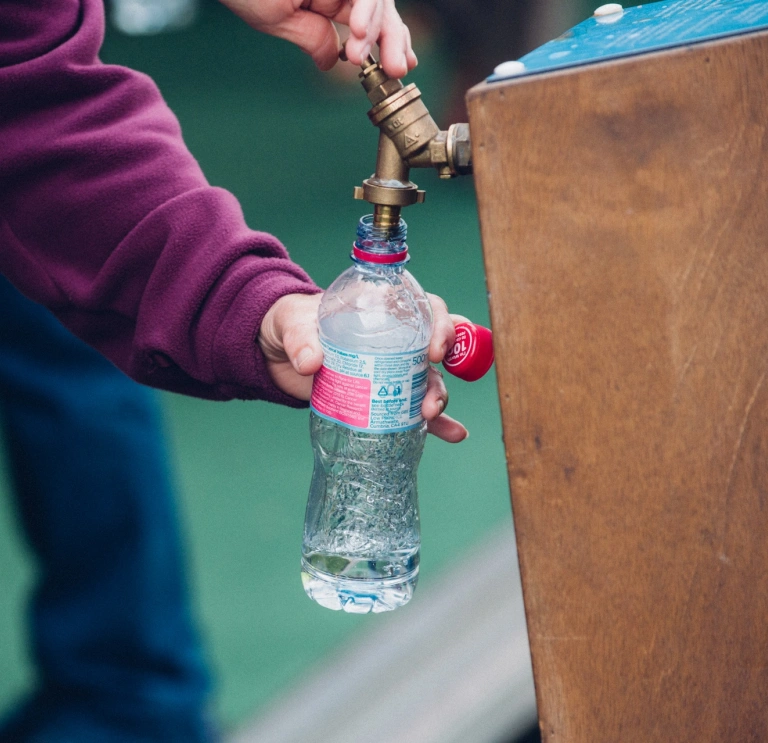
[442,322,494,382]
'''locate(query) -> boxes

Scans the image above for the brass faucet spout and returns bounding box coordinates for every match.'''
[346,49,472,224]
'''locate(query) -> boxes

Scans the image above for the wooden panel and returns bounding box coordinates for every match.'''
[468,30,768,742]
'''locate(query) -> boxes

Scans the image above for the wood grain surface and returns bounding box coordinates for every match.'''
[468,30,768,742]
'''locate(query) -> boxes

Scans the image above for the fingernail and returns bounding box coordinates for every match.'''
[360,43,371,60]
[436,398,445,415]
[296,347,314,372]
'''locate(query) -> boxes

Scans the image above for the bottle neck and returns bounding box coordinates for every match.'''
[352,214,408,267]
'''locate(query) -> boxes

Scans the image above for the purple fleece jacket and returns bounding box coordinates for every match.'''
[0,0,322,404]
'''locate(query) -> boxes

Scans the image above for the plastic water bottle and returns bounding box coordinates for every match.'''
[301,215,431,614]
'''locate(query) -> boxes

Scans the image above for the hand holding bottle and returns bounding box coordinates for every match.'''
[258,291,469,443]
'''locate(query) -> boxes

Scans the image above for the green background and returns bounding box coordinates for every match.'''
[0,1,595,732]
[0,3,512,731]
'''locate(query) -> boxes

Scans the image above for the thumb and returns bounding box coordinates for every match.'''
[259,293,324,375]
[271,12,341,71]
[282,321,324,376]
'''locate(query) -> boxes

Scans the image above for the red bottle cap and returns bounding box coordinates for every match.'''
[442,322,494,382]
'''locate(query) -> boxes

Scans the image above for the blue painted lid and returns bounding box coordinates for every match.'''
[487,0,768,82]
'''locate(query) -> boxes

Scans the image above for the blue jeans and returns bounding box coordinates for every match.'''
[0,277,213,742]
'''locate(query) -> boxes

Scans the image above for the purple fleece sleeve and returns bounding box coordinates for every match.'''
[0,0,322,404]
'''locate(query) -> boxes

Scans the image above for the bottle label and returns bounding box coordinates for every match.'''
[310,341,429,433]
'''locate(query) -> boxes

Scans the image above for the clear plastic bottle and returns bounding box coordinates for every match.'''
[301,215,432,614]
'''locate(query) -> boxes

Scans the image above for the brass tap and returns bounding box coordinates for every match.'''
[342,50,472,229]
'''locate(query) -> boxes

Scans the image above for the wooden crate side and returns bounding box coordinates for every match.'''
[468,31,768,742]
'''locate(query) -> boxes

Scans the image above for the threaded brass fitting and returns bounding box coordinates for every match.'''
[343,50,473,228]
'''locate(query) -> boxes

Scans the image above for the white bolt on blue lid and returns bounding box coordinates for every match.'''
[492,60,526,79]
[594,3,624,22]
[594,3,623,15]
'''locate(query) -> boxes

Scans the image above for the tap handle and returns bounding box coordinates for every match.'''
[338,44,380,72]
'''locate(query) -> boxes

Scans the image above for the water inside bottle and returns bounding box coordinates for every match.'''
[301,416,425,613]
[301,552,419,614]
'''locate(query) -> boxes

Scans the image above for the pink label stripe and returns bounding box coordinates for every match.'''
[310,366,371,429]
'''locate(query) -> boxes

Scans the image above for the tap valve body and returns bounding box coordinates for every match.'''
[346,53,472,228]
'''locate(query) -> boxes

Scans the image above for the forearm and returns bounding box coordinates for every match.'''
[0,0,321,403]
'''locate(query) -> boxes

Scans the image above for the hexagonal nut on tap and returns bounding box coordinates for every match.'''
[446,123,472,176]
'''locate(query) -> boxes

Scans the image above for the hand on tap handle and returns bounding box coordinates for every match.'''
[218,0,418,78]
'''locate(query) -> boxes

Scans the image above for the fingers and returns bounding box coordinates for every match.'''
[426,412,468,443]
[222,0,415,77]
[427,293,472,364]
[259,293,323,374]
[259,293,323,400]
[266,359,315,400]
[421,365,447,420]
[374,2,415,78]
[278,295,324,375]
[403,24,417,70]
[265,12,342,71]
[422,301,474,443]
[422,366,468,443]
[427,294,453,363]
[344,0,416,77]
[260,293,471,440]
[345,0,382,64]
[282,320,324,376]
